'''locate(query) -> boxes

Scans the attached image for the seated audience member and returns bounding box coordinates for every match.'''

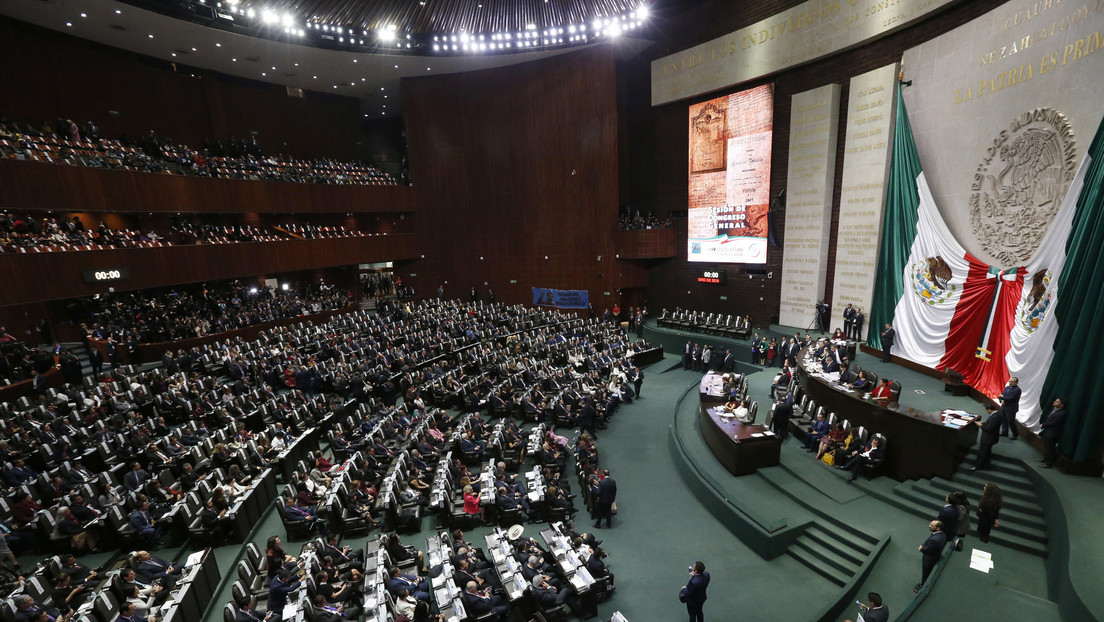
[462,580,508,618]
[849,370,873,392]
[802,413,830,451]
[387,566,430,601]
[815,423,848,460]
[838,436,885,482]
[871,378,894,402]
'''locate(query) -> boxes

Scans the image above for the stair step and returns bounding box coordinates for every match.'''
[911,480,1044,522]
[892,483,1047,545]
[785,540,849,587]
[802,524,869,568]
[949,466,1036,492]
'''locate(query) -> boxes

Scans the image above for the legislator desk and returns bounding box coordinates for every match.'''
[794,350,978,480]
[698,373,781,476]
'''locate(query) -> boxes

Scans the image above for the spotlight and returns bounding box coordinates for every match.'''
[281,283,290,291]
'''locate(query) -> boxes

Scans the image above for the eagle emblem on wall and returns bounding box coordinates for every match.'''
[911,255,956,305]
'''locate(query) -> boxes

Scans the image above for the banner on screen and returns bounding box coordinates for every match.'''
[688,84,774,264]
[532,288,589,309]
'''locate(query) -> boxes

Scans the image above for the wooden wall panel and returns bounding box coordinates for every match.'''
[614,229,677,259]
[0,160,414,214]
[0,18,364,160]
[401,47,624,309]
[0,235,417,306]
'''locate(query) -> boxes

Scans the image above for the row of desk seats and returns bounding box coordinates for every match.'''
[658,309,752,340]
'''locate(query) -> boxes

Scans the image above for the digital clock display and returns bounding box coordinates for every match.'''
[696,269,727,284]
[82,268,129,283]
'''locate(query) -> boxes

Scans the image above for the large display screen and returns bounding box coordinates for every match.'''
[687,84,774,263]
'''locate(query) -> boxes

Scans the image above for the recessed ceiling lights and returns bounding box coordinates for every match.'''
[65,21,72,27]
[353,59,357,63]
[192,47,197,51]
[232,58,237,61]
[216,43,221,47]
[115,9,122,14]
[294,63,298,66]
[148,34,154,38]
[80,13,87,18]
[261,72,266,76]
[394,65,398,68]
[171,53,177,57]
[313,75,317,79]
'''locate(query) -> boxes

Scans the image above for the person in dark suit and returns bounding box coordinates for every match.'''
[267,571,301,616]
[853,308,865,341]
[387,566,429,601]
[845,592,888,622]
[915,520,947,592]
[462,581,507,618]
[803,413,830,451]
[998,377,1021,440]
[843,304,856,339]
[971,404,1002,471]
[115,602,153,622]
[771,393,793,440]
[592,469,617,529]
[679,561,710,622]
[235,596,270,622]
[1037,397,1067,468]
[838,436,885,482]
[880,323,895,362]
[128,501,162,547]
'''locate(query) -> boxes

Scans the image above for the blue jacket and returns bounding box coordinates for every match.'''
[682,571,710,606]
[267,578,301,613]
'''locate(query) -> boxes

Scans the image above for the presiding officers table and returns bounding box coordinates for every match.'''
[697,372,781,476]
[795,348,978,480]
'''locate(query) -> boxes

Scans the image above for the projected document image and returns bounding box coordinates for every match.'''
[687,84,774,263]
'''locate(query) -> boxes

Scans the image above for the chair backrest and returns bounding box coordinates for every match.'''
[238,559,255,582]
[223,605,237,622]
[231,580,248,604]
[889,381,902,402]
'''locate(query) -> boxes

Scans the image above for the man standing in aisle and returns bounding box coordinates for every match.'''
[1037,397,1067,468]
[679,561,710,622]
[592,469,616,529]
[915,520,947,593]
[970,404,1002,471]
[880,323,895,362]
[998,377,1021,440]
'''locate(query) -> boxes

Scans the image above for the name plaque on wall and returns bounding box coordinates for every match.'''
[779,83,841,329]
[651,0,955,106]
[829,63,899,340]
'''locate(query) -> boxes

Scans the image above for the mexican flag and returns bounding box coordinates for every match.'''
[869,82,1099,436]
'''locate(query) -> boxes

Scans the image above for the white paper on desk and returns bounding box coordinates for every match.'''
[751,433,763,437]
[944,409,972,416]
[969,549,994,573]
[762,430,776,436]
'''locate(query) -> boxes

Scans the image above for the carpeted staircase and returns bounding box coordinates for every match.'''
[872,449,1048,557]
